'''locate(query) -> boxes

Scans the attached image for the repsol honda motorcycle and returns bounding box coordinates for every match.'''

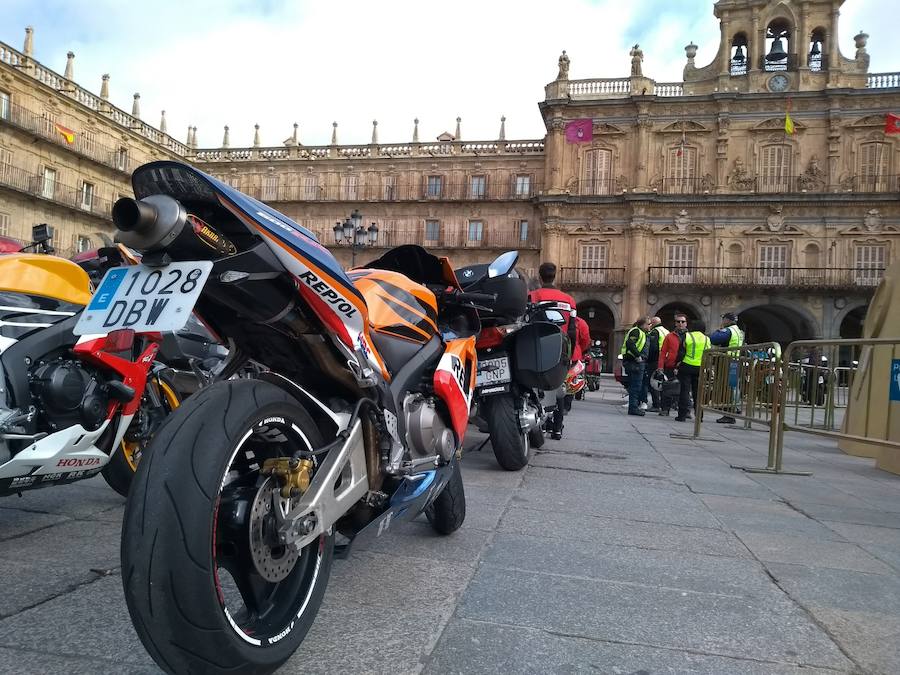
[0,252,179,498]
[100,161,497,674]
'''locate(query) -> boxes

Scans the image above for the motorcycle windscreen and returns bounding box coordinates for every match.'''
[513,322,567,390]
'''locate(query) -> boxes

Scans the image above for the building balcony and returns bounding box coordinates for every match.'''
[1,101,140,174]
[0,163,113,220]
[558,267,627,290]
[253,180,541,203]
[310,225,540,251]
[647,266,884,292]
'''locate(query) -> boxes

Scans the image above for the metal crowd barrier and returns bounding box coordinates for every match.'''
[687,337,900,476]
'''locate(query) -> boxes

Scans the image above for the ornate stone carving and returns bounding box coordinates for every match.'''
[565,176,578,193]
[649,175,662,191]
[864,209,882,232]
[700,173,715,192]
[674,209,691,234]
[630,44,644,77]
[728,158,755,192]
[839,174,855,191]
[629,217,650,232]
[798,155,826,192]
[548,118,566,131]
[557,50,570,80]
[766,205,785,232]
[615,175,628,192]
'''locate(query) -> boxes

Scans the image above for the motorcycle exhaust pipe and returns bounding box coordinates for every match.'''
[112,195,235,258]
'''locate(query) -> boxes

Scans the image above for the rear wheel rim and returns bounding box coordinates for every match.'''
[212,415,326,646]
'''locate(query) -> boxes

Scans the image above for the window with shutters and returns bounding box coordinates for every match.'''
[858,143,891,192]
[426,175,443,198]
[0,212,9,237]
[583,149,613,195]
[41,110,57,138]
[303,175,318,199]
[665,146,698,193]
[469,175,486,199]
[228,174,241,189]
[854,244,886,286]
[75,234,92,253]
[424,220,440,244]
[262,173,278,200]
[518,220,529,243]
[0,91,9,121]
[340,175,358,200]
[0,147,10,183]
[759,145,792,193]
[382,175,397,200]
[80,131,97,159]
[514,174,531,197]
[578,243,609,284]
[80,181,94,210]
[116,147,128,172]
[467,220,483,243]
[665,243,696,284]
[758,244,788,285]
[41,167,57,199]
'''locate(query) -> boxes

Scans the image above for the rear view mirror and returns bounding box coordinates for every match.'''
[488,251,518,278]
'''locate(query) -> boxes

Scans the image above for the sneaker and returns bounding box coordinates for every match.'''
[627,409,646,416]
[551,432,562,440]
[674,416,687,422]
[658,409,669,416]
[621,402,630,408]
[639,402,648,410]
[716,416,736,424]
[648,407,659,413]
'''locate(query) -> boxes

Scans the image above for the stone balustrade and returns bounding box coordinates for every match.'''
[567,78,631,98]
[653,82,684,96]
[867,72,900,89]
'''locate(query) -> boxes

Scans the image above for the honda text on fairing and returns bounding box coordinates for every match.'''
[457,262,567,470]
[0,251,179,499]
[101,161,501,674]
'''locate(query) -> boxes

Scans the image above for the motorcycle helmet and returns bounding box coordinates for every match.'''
[649,370,667,391]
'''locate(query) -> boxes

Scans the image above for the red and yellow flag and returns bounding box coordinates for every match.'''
[53,122,76,144]
[784,98,796,135]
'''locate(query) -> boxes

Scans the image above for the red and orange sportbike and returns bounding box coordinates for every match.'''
[87,162,507,673]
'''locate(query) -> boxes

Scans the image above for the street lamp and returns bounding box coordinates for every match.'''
[332,211,379,268]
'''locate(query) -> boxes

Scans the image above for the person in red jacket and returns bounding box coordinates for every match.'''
[573,315,591,363]
[528,262,578,439]
[656,312,688,416]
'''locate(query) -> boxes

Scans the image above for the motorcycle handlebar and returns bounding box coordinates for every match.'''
[456,291,497,304]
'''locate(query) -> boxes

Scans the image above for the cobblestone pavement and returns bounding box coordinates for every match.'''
[1,381,899,674]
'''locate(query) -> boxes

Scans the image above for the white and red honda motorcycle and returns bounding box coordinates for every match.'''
[92,161,508,673]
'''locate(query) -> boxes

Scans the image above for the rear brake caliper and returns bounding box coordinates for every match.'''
[261,457,314,499]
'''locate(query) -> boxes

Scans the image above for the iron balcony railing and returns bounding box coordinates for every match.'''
[0,101,141,174]
[0,163,113,220]
[845,175,900,193]
[658,177,714,194]
[251,180,540,203]
[647,266,885,291]
[309,226,540,250]
[576,179,620,196]
[558,267,627,289]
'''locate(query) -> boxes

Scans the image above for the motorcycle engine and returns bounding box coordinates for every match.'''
[30,360,109,432]
[403,394,455,463]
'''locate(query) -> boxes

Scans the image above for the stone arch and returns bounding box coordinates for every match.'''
[577,299,617,371]
[734,299,819,346]
[762,10,796,71]
[650,298,706,332]
[836,302,868,366]
[802,241,821,268]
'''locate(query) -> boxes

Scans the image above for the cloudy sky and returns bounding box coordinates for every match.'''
[1,0,896,148]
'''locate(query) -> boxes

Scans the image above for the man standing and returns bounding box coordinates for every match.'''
[642,316,668,412]
[709,312,745,424]
[529,262,578,439]
[620,316,650,416]
[657,313,687,416]
[676,319,710,422]
[572,315,592,364]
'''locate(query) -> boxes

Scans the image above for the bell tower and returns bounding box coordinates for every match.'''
[684,0,870,95]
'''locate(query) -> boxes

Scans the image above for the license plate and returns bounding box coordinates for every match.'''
[74,261,213,335]
[476,356,510,387]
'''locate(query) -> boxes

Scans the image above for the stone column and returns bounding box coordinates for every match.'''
[545,118,566,194]
[828,4,840,70]
[635,113,652,192]
[750,9,761,73]
[827,111,841,191]
[719,17,730,76]
[624,211,650,330]
[799,7,809,69]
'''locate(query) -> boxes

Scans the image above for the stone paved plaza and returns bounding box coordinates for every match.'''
[1,380,899,674]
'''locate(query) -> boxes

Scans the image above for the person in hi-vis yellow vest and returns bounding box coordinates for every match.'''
[676,319,710,422]
[709,312,745,424]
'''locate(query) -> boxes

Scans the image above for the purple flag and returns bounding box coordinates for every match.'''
[565,119,593,144]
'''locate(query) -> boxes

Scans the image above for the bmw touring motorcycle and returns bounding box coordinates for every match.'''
[102,162,500,674]
[0,251,179,498]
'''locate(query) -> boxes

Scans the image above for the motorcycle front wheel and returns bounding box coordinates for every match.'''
[484,394,530,471]
[121,379,333,675]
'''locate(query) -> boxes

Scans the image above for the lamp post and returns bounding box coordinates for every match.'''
[332,209,379,268]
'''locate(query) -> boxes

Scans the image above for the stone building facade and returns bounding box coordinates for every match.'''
[1,0,899,362]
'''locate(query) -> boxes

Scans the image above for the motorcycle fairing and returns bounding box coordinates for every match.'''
[130,162,388,381]
[433,337,477,440]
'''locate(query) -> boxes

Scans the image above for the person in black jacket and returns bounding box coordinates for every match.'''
[621,316,650,416]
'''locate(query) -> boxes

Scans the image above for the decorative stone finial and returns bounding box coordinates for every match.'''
[292,122,299,145]
[371,120,378,144]
[23,27,34,57]
[499,116,506,141]
[192,126,198,148]
[455,116,461,140]
[331,121,338,145]
[159,110,167,134]
[685,42,698,61]
[64,51,75,80]
[253,124,261,147]
[100,74,109,100]
[222,125,230,148]
[131,93,141,118]
[413,118,419,143]
[854,31,869,50]
[186,126,193,145]
[557,50,570,80]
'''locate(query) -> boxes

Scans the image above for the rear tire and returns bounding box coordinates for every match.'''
[121,379,333,675]
[485,394,530,471]
[425,460,465,535]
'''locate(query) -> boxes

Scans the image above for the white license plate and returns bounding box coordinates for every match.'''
[74,261,213,335]
[476,356,510,387]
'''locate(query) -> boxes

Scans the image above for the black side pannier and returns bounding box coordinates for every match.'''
[512,322,567,390]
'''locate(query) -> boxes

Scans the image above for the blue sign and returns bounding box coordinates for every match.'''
[891,360,900,402]
[88,268,128,311]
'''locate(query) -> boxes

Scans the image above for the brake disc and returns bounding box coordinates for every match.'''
[248,477,300,582]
